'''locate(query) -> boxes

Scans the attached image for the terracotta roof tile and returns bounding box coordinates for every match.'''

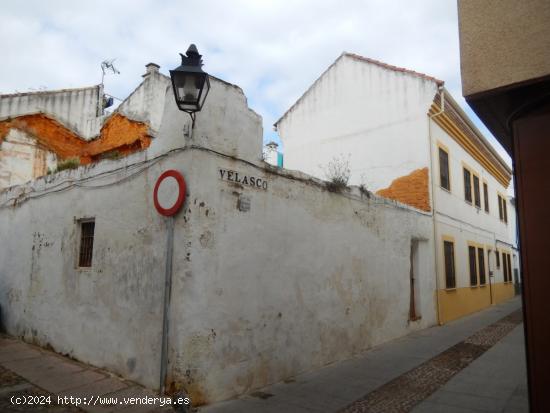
[344,53,444,86]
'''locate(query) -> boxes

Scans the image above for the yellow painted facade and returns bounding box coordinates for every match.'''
[429,103,511,188]
[437,287,491,324]
[432,93,516,325]
[437,282,515,324]
[492,282,515,304]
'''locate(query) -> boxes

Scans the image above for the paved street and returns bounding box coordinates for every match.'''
[200,297,526,413]
[0,297,526,412]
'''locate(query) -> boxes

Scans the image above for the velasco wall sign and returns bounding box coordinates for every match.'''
[153,170,187,216]
[218,168,268,190]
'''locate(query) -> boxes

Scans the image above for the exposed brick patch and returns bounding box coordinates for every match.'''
[0,113,151,165]
[339,309,523,413]
[376,167,431,212]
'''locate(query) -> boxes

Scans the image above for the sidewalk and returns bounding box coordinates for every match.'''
[412,324,527,412]
[0,297,526,413]
[200,297,525,413]
[0,337,173,412]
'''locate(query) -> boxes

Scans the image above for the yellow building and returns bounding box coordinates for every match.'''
[430,92,515,323]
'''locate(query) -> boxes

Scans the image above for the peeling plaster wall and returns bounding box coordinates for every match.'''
[0,151,166,388]
[277,55,438,192]
[0,147,436,404]
[0,86,103,140]
[376,167,431,212]
[0,66,262,191]
[169,151,436,404]
[0,129,57,188]
[0,72,435,406]
[0,113,152,163]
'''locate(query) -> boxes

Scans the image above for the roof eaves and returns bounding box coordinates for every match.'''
[442,88,512,175]
[344,53,444,86]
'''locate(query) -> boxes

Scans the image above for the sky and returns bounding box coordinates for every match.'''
[0,0,512,167]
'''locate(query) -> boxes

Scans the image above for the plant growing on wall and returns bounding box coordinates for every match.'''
[358,173,371,198]
[99,150,122,160]
[322,154,351,192]
[55,157,80,173]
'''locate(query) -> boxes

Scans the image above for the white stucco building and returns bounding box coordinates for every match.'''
[275,53,516,323]
[1,61,438,405]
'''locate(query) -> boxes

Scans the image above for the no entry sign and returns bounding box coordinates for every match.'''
[153,170,186,216]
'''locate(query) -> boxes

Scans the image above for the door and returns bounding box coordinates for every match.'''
[409,239,421,321]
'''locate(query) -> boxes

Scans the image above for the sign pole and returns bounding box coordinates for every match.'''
[153,170,186,396]
[159,215,175,395]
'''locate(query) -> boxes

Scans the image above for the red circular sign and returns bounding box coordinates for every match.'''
[153,170,186,216]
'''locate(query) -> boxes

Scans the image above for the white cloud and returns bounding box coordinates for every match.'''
[1,0,511,166]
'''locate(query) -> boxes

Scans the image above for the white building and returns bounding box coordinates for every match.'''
[1,62,437,405]
[275,53,516,323]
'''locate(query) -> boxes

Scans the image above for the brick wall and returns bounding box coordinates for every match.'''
[376,167,431,212]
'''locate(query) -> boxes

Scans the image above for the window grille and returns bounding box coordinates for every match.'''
[79,220,95,267]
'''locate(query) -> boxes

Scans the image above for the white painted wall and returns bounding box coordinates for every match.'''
[169,150,436,403]
[131,68,263,163]
[116,66,169,137]
[0,71,437,404]
[0,148,436,403]
[276,54,439,190]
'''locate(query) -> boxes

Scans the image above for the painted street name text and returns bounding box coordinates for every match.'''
[219,168,268,190]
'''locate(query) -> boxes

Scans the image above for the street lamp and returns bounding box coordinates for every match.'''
[169,44,211,128]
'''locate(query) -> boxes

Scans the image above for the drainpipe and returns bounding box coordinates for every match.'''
[489,232,497,305]
[428,86,445,325]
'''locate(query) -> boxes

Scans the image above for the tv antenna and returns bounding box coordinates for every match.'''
[100,59,120,85]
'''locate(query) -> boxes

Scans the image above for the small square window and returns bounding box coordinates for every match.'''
[79,220,95,267]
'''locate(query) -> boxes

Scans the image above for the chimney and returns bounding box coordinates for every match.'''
[264,141,279,166]
[143,63,160,78]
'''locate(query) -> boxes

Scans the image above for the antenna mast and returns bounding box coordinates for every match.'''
[98,59,120,116]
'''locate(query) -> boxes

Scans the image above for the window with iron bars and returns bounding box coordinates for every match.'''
[78,220,95,267]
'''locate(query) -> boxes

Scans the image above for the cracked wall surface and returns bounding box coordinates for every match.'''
[0,113,151,163]
[0,113,151,188]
